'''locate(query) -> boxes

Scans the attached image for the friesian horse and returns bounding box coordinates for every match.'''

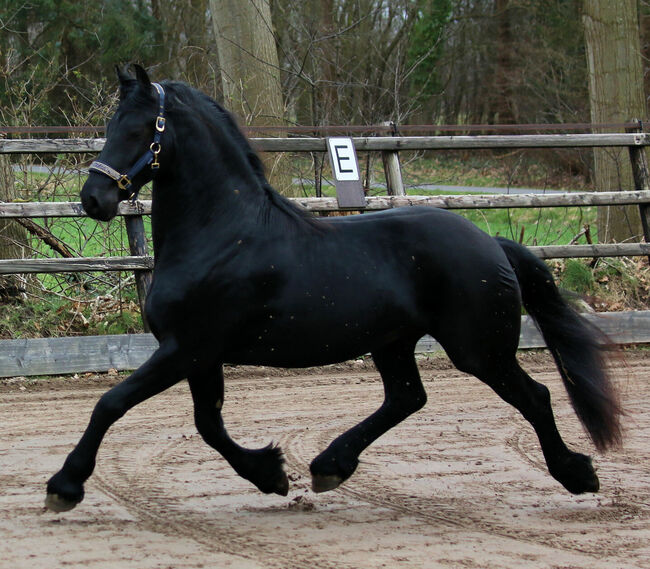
[45,65,622,512]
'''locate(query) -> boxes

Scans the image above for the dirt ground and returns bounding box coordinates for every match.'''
[1,351,648,569]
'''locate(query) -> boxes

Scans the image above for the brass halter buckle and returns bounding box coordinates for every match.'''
[117,174,133,191]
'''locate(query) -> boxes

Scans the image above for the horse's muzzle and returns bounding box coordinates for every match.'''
[80,183,119,222]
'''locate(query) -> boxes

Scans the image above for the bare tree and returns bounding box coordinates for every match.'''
[210,0,293,193]
[210,0,283,122]
[584,0,646,242]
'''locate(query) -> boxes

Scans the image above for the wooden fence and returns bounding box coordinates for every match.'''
[1,132,650,376]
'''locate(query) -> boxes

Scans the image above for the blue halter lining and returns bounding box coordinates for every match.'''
[88,82,166,200]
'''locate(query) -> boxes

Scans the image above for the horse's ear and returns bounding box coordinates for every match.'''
[116,65,136,100]
[133,64,152,91]
[115,65,132,83]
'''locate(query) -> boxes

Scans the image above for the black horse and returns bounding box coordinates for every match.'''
[45,65,622,512]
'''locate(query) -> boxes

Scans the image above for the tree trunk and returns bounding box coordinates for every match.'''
[0,154,28,299]
[490,0,516,125]
[210,0,295,195]
[583,0,646,242]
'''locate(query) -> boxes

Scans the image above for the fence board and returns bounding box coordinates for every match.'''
[3,190,650,219]
[0,334,158,377]
[0,311,647,377]
[0,242,647,276]
[0,256,153,274]
[529,243,650,258]
[293,190,650,211]
[0,138,105,154]
[2,133,649,154]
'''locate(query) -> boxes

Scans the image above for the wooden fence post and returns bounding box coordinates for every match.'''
[381,122,405,196]
[124,213,152,332]
[626,119,650,260]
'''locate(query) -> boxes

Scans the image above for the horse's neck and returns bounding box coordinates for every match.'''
[150,151,276,256]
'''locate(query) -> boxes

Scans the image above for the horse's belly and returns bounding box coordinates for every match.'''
[223,307,421,367]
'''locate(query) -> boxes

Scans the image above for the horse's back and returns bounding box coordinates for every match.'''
[321,207,515,289]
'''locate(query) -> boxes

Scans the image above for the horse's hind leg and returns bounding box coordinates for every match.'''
[45,342,184,512]
[460,355,600,494]
[188,367,289,496]
[310,339,426,492]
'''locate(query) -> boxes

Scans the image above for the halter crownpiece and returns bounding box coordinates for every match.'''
[88,82,166,200]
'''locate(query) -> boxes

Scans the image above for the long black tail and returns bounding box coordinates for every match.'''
[496,237,622,451]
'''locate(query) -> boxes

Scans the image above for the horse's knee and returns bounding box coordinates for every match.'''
[520,380,552,424]
[94,390,128,423]
[531,380,551,405]
[390,385,427,419]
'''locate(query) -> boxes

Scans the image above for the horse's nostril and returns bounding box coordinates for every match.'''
[81,192,99,215]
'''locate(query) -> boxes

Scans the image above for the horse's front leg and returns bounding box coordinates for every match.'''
[188,367,289,496]
[310,340,427,492]
[45,342,183,512]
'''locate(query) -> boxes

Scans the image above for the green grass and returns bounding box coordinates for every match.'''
[455,206,597,246]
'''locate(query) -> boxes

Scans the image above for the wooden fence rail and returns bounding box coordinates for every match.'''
[1,132,650,376]
[2,189,650,218]
[2,133,649,154]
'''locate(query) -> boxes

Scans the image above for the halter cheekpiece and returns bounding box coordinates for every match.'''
[88,82,166,201]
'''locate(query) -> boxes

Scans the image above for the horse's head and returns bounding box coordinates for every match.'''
[81,65,168,221]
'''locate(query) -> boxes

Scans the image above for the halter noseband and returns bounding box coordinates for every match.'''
[88,82,166,200]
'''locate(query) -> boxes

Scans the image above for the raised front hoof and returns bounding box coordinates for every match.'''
[551,453,600,495]
[44,492,82,513]
[311,474,343,493]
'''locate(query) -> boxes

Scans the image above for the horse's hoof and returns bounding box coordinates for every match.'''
[44,493,81,513]
[311,474,343,493]
[273,472,290,496]
[254,468,289,496]
[550,452,600,494]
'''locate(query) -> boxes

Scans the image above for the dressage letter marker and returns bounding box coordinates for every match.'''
[326,137,366,208]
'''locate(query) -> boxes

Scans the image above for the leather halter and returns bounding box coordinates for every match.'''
[88,82,166,201]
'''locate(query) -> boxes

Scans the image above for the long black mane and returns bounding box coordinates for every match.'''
[160,80,317,228]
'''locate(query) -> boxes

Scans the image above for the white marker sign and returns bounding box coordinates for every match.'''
[327,137,361,181]
[326,137,366,208]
